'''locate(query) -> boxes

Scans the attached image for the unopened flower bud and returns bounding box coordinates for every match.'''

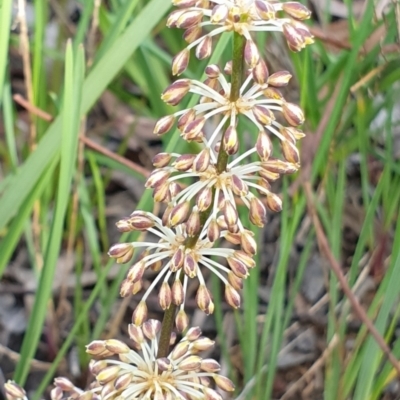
[114,373,133,391]
[172,279,184,305]
[240,230,257,255]
[108,243,134,264]
[227,257,248,278]
[176,309,189,332]
[143,319,161,340]
[162,79,190,104]
[263,87,284,100]
[132,301,148,326]
[234,250,256,268]
[249,197,267,227]
[86,340,106,356]
[5,381,27,400]
[159,282,172,310]
[282,2,311,20]
[283,23,306,52]
[205,64,220,79]
[244,39,260,68]
[178,355,202,371]
[195,36,212,60]
[196,186,213,211]
[253,58,269,84]
[154,115,175,135]
[267,70,292,87]
[214,375,235,392]
[225,284,241,308]
[105,339,130,354]
[172,49,190,76]
[97,365,121,384]
[168,201,190,227]
[228,271,243,290]
[193,148,210,172]
[176,9,203,29]
[210,4,229,23]
[253,105,275,126]
[207,218,220,242]
[255,0,276,20]
[184,252,198,278]
[223,200,238,228]
[196,285,213,314]
[282,102,305,126]
[186,209,201,236]
[266,193,283,212]
[281,140,300,164]
[145,168,170,188]
[183,25,202,43]
[152,152,172,167]
[127,261,145,283]
[171,247,185,271]
[224,60,232,75]
[173,154,196,171]
[128,323,144,343]
[256,130,273,161]
[223,125,238,155]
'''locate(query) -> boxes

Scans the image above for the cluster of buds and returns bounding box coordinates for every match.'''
[85,320,234,399]
[168,0,313,75]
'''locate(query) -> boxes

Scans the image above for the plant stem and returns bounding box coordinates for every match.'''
[156,31,246,358]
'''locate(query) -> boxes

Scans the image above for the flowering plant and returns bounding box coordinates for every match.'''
[5,1,312,399]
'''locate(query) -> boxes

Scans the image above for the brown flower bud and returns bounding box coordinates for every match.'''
[196,285,213,314]
[225,284,241,308]
[196,185,213,211]
[143,319,161,340]
[145,168,170,188]
[105,339,130,354]
[234,250,256,268]
[262,158,298,174]
[223,125,238,155]
[131,280,143,295]
[187,209,201,236]
[231,174,248,197]
[183,117,206,137]
[255,0,275,20]
[225,231,241,245]
[156,357,172,372]
[256,130,273,161]
[172,49,190,76]
[210,4,229,23]
[86,340,106,356]
[4,382,27,400]
[178,355,202,371]
[128,211,156,230]
[281,126,305,141]
[283,23,306,52]
[240,230,257,255]
[205,64,220,79]
[153,181,171,203]
[282,102,304,126]
[114,373,133,391]
[171,341,190,361]
[282,140,300,164]
[186,326,202,341]
[207,218,221,242]
[172,279,184,305]
[177,109,196,131]
[154,115,175,135]
[223,200,238,228]
[263,87,284,100]
[162,79,191,105]
[193,148,211,172]
[168,201,190,227]
[152,152,172,168]
[132,301,148,326]
[227,257,249,278]
[172,0,197,7]
[184,252,198,278]
[175,309,189,332]
[253,105,275,126]
[214,375,235,392]
[266,193,283,212]
[127,261,145,283]
[128,322,144,343]
[228,271,243,290]
[166,9,186,28]
[195,36,212,60]
[176,9,203,29]
[159,282,172,310]
[173,154,196,171]
[259,168,280,181]
[267,70,292,87]
[183,25,202,44]
[108,243,134,264]
[282,2,311,20]
[192,337,214,352]
[224,60,232,75]
[249,197,267,227]
[97,365,121,384]
[253,58,269,84]
[120,279,133,297]
[244,39,259,68]
[171,247,185,271]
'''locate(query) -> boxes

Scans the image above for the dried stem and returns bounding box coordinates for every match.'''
[157,32,246,358]
[303,181,400,377]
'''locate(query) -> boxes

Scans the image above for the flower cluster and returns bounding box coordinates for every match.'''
[168,0,313,75]
[85,320,234,399]
[4,1,313,398]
